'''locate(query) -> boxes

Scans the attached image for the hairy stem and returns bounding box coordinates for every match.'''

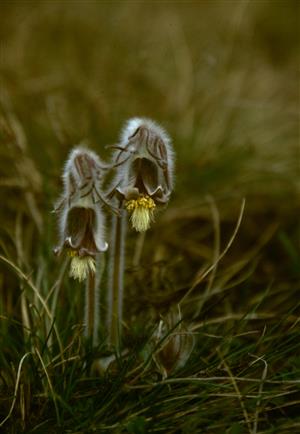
[107,209,127,350]
[85,254,105,347]
[85,271,96,343]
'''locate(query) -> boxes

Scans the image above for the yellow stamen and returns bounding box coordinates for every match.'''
[125,195,156,232]
[67,249,78,258]
[69,256,95,282]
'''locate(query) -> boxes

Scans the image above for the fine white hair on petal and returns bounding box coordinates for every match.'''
[94,205,109,252]
[56,145,108,254]
[111,117,175,202]
[58,199,69,244]
[121,118,174,165]
[63,145,106,194]
[121,118,170,151]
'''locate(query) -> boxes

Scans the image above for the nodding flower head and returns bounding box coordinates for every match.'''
[109,118,174,232]
[54,146,108,281]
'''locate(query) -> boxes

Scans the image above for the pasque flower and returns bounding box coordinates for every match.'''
[54,147,108,281]
[109,118,174,232]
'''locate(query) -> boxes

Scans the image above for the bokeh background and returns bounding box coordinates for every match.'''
[1,0,298,314]
[0,1,299,432]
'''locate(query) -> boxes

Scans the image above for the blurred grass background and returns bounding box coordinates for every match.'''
[0,1,299,433]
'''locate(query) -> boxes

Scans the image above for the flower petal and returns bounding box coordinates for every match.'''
[65,207,98,254]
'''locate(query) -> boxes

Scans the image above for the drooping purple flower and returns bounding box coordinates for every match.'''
[109,118,175,232]
[54,147,108,281]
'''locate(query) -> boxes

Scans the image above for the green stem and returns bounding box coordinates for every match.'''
[85,270,95,344]
[107,209,126,350]
[85,254,105,347]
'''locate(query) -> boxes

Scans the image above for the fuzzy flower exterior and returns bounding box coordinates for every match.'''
[109,118,174,231]
[153,308,195,378]
[54,147,108,281]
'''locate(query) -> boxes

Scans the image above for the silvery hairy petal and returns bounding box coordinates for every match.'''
[54,147,108,263]
[111,117,174,204]
[107,118,174,232]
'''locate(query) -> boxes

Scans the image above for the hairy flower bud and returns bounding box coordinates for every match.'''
[153,308,195,378]
[109,118,174,232]
[54,146,108,281]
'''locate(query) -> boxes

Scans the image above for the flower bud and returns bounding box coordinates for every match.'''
[153,308,195,378]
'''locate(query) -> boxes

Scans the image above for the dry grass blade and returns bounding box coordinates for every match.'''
[249,354,268,434]
[218,349,252,433]
[194,195,221,316]
[0,353,31,428]
[0,255,65,362]
[35,348,60,425]
[179,198,246,305]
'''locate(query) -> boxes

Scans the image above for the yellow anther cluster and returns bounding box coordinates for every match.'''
[125,195,156,232]
[125,195,156,212]
[67,249,78,258]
